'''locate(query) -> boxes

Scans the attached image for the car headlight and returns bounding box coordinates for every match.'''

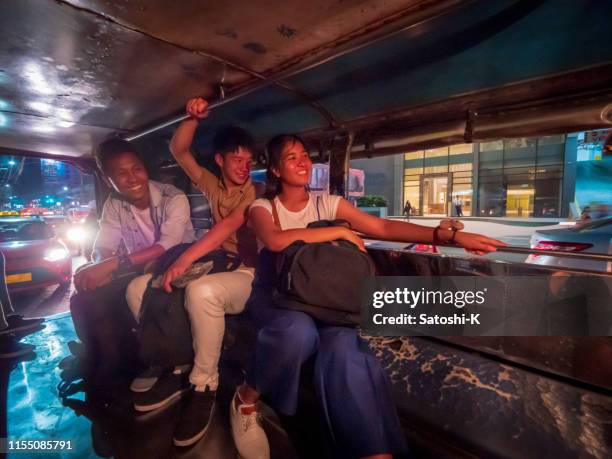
[67,226,88,242]
[44,247,70,262]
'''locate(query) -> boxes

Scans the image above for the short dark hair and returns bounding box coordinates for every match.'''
[213,126,256,157]
[95,138,143,173]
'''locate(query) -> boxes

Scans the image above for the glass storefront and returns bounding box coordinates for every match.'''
[422,174,448,216]
[403,144,473,216]
[402,135,565,217]
[506,184,534,218]
[476,135,564,218]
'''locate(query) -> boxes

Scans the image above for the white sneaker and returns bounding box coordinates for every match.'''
[230,391,270,459]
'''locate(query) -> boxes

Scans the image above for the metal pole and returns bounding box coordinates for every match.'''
[423,244,612,262]
[125,90,239,142]
[343,132,354,200]
[492,245,612,262]
[125,113,190,141]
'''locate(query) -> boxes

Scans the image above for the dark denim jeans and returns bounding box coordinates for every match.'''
[247,301,409,458]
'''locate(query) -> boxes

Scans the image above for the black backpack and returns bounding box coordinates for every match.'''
[269,196,376,326]
[137,243,239,372]
[138,283,193,372]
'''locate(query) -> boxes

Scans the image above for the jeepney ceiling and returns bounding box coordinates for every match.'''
[65,0,439,76]
[0,0,611,162]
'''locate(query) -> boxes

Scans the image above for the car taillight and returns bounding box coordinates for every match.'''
[533,241,593,252]
[412,244,440,254]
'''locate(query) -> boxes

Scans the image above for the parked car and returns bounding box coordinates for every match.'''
[527,217,612,272]
[0,218,72,291]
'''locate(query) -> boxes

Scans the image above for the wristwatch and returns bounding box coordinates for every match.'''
[433,226,459,245]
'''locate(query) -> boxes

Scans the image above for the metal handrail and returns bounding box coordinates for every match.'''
[411,243,612,262]
[492,245,612,262]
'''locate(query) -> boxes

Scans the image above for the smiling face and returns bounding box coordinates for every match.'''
[273,139,312,187]
[105,152,150,206]
[216,146,253,187]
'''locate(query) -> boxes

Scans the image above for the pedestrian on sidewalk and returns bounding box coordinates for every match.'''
[454,195,463,217]
[403,199,412,219]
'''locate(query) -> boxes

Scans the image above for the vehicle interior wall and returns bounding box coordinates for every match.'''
[367,248,612,391]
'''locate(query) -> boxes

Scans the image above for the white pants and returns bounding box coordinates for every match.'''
[126,268,254,390]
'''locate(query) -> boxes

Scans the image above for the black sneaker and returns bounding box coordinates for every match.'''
[131,364,192,393]
[133,372,190,412]
[0,337,35,359]
[0,315,44,336]
[130,368,161,393]
[173,387,216,447]
[57,379,86,398]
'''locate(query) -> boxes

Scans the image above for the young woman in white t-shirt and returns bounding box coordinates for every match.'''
[229,134,505,459]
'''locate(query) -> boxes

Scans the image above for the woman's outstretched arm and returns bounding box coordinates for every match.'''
[336,199,505,254]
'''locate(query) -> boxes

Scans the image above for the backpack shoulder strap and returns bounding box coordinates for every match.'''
[316,194,321,221]
[269,198,281,228]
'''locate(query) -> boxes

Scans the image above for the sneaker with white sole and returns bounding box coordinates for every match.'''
[130,367,161,393]
[131,364,191,393]
[133,372,190,412]
[130,375,159,393]
[230,390,270,459]
[173,386,216,447]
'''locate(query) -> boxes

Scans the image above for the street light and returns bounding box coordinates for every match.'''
[8,160,15,166]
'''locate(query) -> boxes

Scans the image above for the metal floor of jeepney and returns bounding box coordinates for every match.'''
[2,285,299,459]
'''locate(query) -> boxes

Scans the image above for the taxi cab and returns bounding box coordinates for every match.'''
[0,217,72,291]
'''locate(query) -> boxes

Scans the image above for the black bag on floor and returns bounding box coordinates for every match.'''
[136,243,240,371]
[269,198,376,326]
[137,282,193,372]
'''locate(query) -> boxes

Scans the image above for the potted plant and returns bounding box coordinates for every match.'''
[356,195,388,217]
